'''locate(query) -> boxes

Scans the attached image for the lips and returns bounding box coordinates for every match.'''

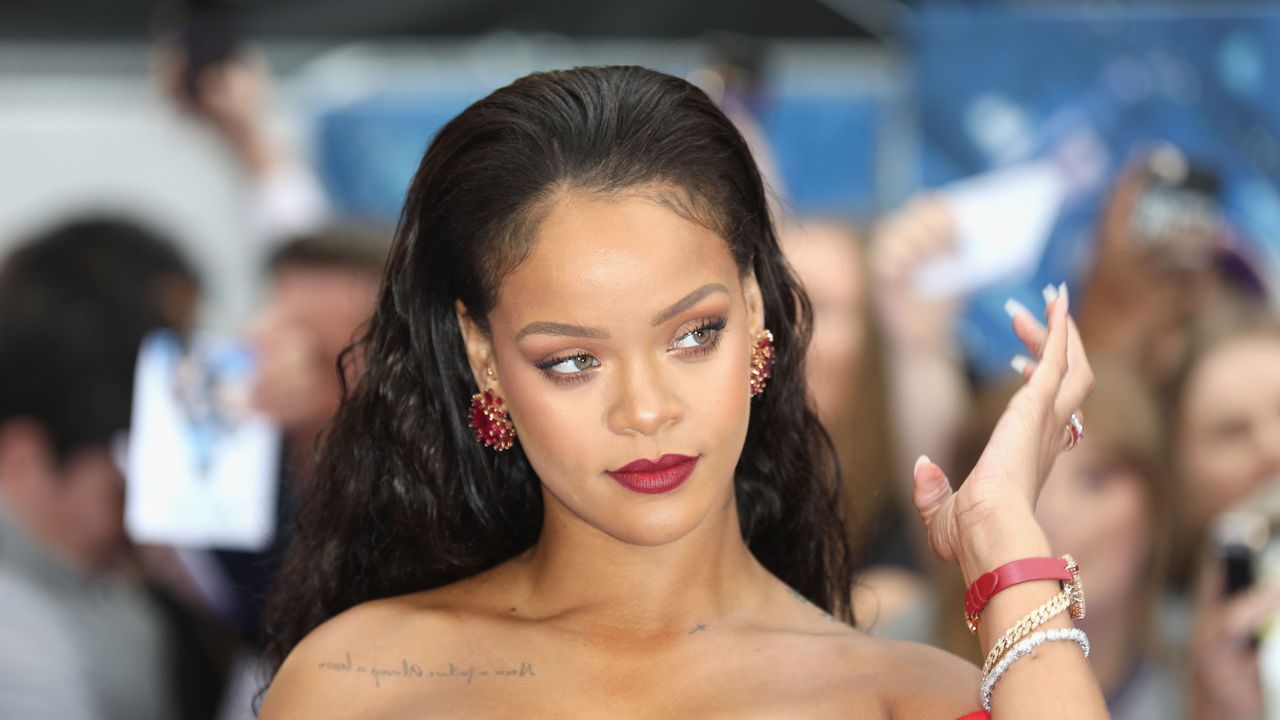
[606,453,699,494]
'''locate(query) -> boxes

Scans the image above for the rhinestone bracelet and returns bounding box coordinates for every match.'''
[981,589,1072,675]
[980,627,1091,711]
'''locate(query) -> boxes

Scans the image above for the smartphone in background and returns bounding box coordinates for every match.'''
[1127,146,1222,270]
[1213,509,1267,597]
[161,0,243,103]
[1212,482,1280,719]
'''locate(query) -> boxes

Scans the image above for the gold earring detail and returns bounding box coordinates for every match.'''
[750,329,775,397]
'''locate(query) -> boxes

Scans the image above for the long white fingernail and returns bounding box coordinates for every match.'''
[914,454,931,474]
[1058,282,1069,304]
[1011,354,1033,374]
[1004,298,1031,321]
[1042,283,1060,305]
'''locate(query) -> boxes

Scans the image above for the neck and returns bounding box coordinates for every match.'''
[513,487,769,638]
[0,486,95,576]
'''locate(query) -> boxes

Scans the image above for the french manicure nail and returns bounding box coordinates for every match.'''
[1058,282,1069,305]
[1011,355,1033,374]
[914,454,931,474]
[1004,298,1031,321]
[1042,284,1060,305]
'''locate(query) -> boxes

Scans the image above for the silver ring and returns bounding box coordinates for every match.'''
[1065,412,1085,451]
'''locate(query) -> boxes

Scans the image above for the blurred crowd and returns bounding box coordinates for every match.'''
[2,13,1280,720]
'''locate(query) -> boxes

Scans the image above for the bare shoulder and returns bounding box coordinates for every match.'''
[257,590,471,719]
[765,584,978,718]
[854,634,981,720]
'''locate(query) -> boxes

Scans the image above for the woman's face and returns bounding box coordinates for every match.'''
[1035,442,1153,621]
[1179,334,1280,533]
[779,223,866,429]
[461,187,763,547]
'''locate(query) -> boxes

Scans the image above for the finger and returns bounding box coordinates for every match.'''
[1010,354,1037,381]
[881,226,932,280]
[1004,297,1049,360]
[1025,288,1071,402]
[1222,585,1280,643]
[1053,308,1096,423]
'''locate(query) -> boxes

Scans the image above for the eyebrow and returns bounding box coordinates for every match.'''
[513,282,730,342]
[651,282,729,326]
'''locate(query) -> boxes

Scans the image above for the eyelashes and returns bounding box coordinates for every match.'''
[673,317,727,356]
[535,317,728,385]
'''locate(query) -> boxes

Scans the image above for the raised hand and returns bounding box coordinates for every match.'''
[909,285,1095,581]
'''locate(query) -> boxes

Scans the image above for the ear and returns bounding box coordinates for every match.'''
[455,300,502,393]
[741,269,766,338]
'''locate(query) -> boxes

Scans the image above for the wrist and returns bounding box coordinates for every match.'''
[956,499,1052,586]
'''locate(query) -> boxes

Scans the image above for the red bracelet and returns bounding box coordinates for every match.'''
[964,554,1085,633]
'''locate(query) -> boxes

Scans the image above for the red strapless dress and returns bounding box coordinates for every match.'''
[956,712,990,720]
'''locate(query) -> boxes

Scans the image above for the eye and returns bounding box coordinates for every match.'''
[539,354,599,376]
[672,318,726,350]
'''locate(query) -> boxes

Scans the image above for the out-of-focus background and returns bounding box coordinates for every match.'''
[1,2,1279,719]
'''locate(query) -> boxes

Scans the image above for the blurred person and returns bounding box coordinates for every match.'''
[168,228,390,720]
[867,195,972,495]
[248,228,389,480]
[936,360,1178,718]
[778,219,896,556]
[1079,144,1270,389]
[211,227,389,647]
[779,218,933,635]
[1164,309,1280,720]
[834,196,982,640]
[155,14,329,243]
[0,217,202,719]
[1169,308,1280,573]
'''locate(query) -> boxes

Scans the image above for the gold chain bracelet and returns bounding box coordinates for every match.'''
[981,589,1072,676]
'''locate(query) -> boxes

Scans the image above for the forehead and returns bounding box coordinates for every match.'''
[1186,335,1280,414]
[490,189,740,329]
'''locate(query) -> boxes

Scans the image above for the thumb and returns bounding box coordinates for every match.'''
[911,454,953,525]
[912,455,958,563]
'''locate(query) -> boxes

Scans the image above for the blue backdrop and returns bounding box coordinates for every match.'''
[912,5,1280,375]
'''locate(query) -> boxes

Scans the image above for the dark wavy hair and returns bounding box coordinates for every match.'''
[262,65,855,675]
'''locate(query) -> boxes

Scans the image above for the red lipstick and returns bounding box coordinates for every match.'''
[606,454,699,494]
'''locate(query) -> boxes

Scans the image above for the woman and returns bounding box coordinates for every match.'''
[1165,311,1280,719]
[257,66,1103,718]
[777,219,904,569]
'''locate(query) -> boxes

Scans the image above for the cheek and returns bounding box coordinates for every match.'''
[1044,478,1152,594]
[500,373,599,492]
[1182,433,1257,523]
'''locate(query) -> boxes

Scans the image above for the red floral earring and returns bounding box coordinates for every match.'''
[749,329,775,397]
[468,376,516,451]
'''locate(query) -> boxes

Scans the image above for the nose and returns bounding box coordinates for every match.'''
[605,354,684,437]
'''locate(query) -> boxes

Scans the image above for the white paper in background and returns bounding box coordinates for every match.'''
[126,330,280,551]
[913,159,1067,300]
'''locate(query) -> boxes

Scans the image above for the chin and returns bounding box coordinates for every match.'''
[543,465,737,548]
[603,508,710,547]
